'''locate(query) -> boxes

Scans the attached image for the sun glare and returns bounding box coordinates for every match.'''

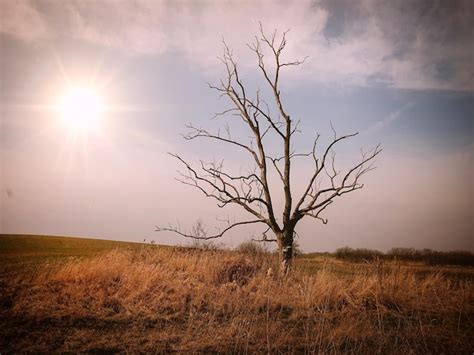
[59,86,104,132]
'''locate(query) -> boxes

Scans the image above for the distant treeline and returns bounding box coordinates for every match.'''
[335,247,474,266]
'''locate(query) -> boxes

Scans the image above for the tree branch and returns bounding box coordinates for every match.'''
[156,219,265,240]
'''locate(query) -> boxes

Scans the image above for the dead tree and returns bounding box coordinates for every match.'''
[156,25,381,274]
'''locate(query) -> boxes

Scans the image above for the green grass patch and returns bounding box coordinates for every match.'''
[0,234,150,273]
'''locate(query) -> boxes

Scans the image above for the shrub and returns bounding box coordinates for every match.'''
[235,241,268,256]
[335,246,383,262]
[335,246,474,267]
[213,256,259,285]
[387,248,474,266]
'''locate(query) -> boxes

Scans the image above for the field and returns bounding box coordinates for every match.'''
[1,234,473,353]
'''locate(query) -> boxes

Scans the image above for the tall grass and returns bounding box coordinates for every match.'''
[1,246,473,353]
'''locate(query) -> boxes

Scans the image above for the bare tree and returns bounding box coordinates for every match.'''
[156,25,381,274]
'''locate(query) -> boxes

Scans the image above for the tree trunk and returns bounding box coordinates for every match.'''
[278,229,294,275]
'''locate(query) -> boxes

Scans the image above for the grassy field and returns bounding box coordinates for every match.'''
[0,234,142,276]
[0,234,140,259]
[1,234,473,353]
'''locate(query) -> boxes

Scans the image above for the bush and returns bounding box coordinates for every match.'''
[387,248,474,266]
[213,256,259,285]
[235,241,269,256]
[335,247,383,262]
[335,246,474,266]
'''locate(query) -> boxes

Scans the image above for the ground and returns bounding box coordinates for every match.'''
[1,234,473,353]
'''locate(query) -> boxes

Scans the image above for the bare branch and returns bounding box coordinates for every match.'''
[302,200,333,224]
[298,143,382,217]
[293,131,358,215]
[156,219,265,240]
[183,123,261,165]
[251,227,278,243]
[170,153,269,222]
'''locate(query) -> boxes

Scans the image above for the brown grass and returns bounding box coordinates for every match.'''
[1,246,473,353]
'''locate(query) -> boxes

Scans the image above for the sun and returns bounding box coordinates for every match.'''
[58,86,104,132]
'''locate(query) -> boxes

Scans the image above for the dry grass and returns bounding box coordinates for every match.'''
[1,246,473,353]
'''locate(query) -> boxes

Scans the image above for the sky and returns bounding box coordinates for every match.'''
[1,0,473,252]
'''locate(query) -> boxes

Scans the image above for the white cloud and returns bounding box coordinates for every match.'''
[1,0,472,91]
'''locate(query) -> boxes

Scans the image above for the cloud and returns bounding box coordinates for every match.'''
[363,102,414,135]
[1,0,472,91]
[0,0,49,41]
